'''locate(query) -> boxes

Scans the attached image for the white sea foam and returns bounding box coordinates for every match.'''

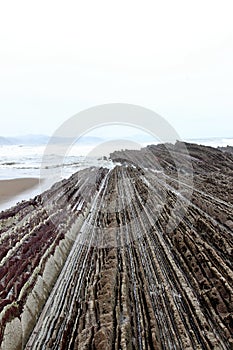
[0,137,232,211]
[0,137,232,180]
[186,137,233,148]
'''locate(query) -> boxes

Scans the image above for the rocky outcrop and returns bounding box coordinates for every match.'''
[0,142,233,349]
[218,145,233,155]
[0,167,108,349]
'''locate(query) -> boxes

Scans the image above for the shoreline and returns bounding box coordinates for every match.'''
[0,178,41,211]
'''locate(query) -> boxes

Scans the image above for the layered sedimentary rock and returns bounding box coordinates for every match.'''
[0,142,233,349]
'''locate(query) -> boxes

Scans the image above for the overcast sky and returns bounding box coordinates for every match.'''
[0,0,232,139]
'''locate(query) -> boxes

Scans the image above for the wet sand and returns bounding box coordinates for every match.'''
[0,178,39,205]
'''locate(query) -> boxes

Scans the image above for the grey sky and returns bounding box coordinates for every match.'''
[0,0,232,138]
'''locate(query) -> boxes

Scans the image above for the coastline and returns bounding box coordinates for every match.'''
[0,178,41,211]
[0,142,233,348]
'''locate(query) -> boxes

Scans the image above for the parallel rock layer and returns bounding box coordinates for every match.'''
[0,142,232,349]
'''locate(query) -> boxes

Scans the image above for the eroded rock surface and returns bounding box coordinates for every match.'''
[0,142,232,349]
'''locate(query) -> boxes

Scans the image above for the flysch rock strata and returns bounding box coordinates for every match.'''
[0,142,232,350]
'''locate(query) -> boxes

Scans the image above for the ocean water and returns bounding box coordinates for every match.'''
[186,137,233,148]
[0,142,114,211]
[0,137,232,211]
[0,144,114,181]
[1,137,233,181]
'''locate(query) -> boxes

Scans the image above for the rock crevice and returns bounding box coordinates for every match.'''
[0,143,232,349]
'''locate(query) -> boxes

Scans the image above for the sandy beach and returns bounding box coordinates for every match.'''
[0,178,40,206]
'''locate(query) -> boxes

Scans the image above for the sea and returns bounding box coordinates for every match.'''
[0,136,232,211]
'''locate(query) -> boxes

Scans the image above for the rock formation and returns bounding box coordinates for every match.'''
[0,142,232,349]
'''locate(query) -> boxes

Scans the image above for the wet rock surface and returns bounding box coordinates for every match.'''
[0,142,233,349]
